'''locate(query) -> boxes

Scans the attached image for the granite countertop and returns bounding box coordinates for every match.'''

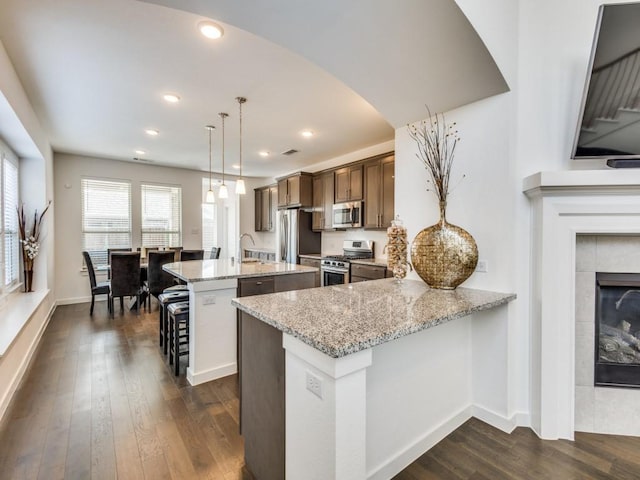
[299,253,322,260]
[244,247,276,254]
[232,279,516,358]
[350,258,388,267]
[163,259,317,283]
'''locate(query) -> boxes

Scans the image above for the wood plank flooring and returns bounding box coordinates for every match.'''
[2,301,640,479]
[0,302,252,480]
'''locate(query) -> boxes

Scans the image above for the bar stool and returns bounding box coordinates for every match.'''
[164,284,188,292]
[167,301,190,376]
[158,290,189,354]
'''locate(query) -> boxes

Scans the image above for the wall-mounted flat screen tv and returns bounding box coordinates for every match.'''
[572,2,640,165]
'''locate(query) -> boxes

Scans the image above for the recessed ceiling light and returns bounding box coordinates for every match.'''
[301,130,314,138]
[145,129,159,136]
[259,151,270,157]
[198,21,224,40]
[232,164,240,170]
[163,93,180,103]
[135,149,146,155]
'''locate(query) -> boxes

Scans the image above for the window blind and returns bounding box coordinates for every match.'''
[81,178,131,266]
[141,184,182,248]
[3,157,19,286]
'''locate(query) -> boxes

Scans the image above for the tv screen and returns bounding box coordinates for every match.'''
[572,3,640,161]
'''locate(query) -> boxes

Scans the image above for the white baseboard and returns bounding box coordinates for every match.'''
[471,405,531,433]
[0,298,55,423]
[367,406,473,480]
[56,295,94,305]
[186,362,237,386]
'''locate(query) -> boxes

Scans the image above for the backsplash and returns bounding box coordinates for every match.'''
[321,229,389,259]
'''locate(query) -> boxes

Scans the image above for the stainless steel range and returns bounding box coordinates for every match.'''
[321,240,374,286]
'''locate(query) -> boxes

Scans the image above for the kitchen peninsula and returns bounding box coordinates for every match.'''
[163,259,316,386]
[233,279,516,480]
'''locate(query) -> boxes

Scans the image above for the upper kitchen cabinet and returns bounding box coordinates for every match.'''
[312,171,334,231]
[277,172,313,208]
[255,185,277,232]
[364,153,395,229]
[334,164,363,203]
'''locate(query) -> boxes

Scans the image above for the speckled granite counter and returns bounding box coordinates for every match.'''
[232,278,515,358]
[350,258,388,267]
[298,253,322,260]
[163,259,317,283]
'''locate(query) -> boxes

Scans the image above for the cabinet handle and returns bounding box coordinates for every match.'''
[256,281,263,285]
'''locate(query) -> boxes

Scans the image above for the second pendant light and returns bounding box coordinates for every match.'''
[218,112,229,199]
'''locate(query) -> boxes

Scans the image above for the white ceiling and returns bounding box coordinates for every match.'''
[0,0,507,178]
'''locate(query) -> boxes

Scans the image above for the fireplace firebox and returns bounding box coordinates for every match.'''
[595,273,640,388]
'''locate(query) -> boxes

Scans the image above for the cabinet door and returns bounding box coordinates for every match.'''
[334,167,350,203]
[322,172,334,229]
[364,160,381,228]
[381,157,395,228]
[261,188,271,231]
[277,178,288,207]
[287,176,301,205]
[312,175,323,231]
[348,165,363,201]
[254,189,263,231]
[270,187,278,231]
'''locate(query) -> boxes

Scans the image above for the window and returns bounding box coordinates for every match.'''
[81,178,131,266]
[2,154,19,289]
[141,184,182,248]
[201,178,239,260]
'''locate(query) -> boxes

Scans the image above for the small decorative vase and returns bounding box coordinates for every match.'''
[411,201,478,290]
[24,269,34,292]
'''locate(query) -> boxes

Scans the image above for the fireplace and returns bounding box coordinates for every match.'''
[595,272,640,388]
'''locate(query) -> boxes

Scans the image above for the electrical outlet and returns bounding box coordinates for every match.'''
[202,295,216,305]
[476,260,488,273]
[306,371,323,399]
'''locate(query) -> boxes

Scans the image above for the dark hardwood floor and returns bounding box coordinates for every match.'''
[2,301,640,479]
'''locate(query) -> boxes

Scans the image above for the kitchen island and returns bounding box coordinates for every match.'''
[232,278,516,480]
[163,259,316,386]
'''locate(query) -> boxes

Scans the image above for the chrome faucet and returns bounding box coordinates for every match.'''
[238,233,256,261]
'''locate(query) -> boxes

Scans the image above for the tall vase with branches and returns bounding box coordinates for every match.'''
[407,109,477,289]
[17,201,51,292]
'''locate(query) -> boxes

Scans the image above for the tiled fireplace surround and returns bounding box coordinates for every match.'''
[524,170,640,440]
[575,235,640,435]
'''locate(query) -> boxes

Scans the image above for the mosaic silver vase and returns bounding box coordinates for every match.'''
[410,201,478,290]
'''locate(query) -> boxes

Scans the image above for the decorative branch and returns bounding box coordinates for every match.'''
[407,107,461,203]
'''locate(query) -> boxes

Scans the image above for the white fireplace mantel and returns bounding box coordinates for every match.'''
[524,170,640,440]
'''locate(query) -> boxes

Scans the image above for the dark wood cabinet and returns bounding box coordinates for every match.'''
[312,172,334,231]
[299,257,321,286]
[350,263,388,283]
[254,185,276,232]
[334,164,363,203]
[277,172,313,208]
[364,154,395,229]
[238,270,316,480]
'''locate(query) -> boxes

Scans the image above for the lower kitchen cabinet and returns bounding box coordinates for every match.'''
[299,257,321,286]
[350,263,388,282]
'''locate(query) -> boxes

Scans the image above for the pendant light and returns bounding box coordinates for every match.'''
[205,125,216,203]
[235,97,247,195]
[218,112,229,199]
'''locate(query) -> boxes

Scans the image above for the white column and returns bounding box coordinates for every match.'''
[187,278,238,385]
[283,335,372,480]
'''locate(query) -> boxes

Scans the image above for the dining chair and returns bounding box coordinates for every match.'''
[180,249,204,261]
[145,250,177,310]
[209,247,221,259]
[82,251,110,315]
[107,247,132,279]
[168,246,183,262]
[109,252,141,317]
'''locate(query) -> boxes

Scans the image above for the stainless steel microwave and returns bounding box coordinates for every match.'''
[332,201,362,228]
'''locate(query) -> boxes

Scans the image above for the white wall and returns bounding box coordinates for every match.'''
[0,40,55,422]
[54,152,212,303]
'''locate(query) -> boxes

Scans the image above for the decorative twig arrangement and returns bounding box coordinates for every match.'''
[407,107,460,202]
[17,201,51,291]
